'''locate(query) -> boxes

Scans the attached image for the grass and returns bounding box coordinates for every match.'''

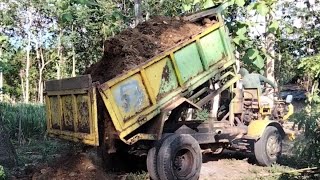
[0,102,46,142]
[125,171,149,180]
[15,138,80,166]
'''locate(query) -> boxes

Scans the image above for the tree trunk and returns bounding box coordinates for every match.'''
[57,30,63,79]
[25,11,33,103]
[0,112,17,168]
[264,13,276,96]
[72,45,76,77]
[134,0,143,26]
[37,31,50,103]
[20,71,25,102]
[38,68,43,103]
[71,25,76,77]
[0,47,3,102]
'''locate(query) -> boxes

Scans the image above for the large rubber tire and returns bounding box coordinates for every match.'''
[147,134,173,180]
[254,126,282,166]
[147,147,158,180]
[157,134,202,180]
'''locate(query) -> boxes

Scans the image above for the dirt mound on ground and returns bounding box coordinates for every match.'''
[85,16,205,83]
[30,153,112,180]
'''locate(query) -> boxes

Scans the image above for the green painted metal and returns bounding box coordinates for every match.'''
[158,59,179,97]
[199,30,226,66]
[174,43,204,83]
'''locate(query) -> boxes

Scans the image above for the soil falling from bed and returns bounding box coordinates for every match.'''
[85,16,205,83]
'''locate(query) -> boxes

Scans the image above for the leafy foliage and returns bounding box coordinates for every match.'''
[0,165,5,180]
[291,106,320,167]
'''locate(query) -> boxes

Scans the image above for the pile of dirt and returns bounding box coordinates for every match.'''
[85,16,206,83]
[29,153,113,180]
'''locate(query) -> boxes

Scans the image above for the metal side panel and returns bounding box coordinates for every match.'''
[45,75,99,146]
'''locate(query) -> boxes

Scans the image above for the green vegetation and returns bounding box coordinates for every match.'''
[125,171,149,180]
[15,138,79,166]
[0,102,46,142]
[0,165,5,180]
[0,0,304,103]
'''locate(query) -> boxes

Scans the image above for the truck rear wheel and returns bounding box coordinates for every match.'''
[147,134,172,180]
[147,147,158,180]
[254,126,282,166]
[157,134,202,180]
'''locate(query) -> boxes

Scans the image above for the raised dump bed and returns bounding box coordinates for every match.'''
[44,7,238,146]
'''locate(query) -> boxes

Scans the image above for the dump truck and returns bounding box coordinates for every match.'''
[44,5,294,180]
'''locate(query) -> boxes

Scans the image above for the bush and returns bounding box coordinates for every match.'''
[291,104,320,167]
[0,102,46,141]
[0,165,6,180]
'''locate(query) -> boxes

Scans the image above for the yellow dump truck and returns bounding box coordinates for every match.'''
[44,5,294,180]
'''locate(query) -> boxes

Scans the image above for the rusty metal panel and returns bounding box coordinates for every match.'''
[45,75,92,91]
[145,57,178,99]
[49,96,61,130]
[61,95,74,131]
[76,94,90,133]
[45,76,99,146]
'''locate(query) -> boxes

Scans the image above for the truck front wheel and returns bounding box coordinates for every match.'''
[254,126,282,166]
[157,134,202,180]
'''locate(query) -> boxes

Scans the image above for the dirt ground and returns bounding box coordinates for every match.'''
[10,131,301,180]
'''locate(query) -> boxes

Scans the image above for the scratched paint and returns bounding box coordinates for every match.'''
[50,96,60,129]
[111,74,150,120]
[62,95,74,131]
[116,80,144,112]
[77,95,90,133]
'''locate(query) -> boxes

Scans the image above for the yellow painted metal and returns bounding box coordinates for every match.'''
[48,129,98,145]
[46,89,87,96]
[72,95,79,132]
[125,133,158,145]
[247,119,293,140]
[140,69,157,105]
[247,119,273,138]
[62,95,74,131]
[49,96,60,129]
[283,104,294,121]
[119,108,160,142]
[58,95,63,130]
[99,88,123,131]
[45,96,52,130]
[45,86,99,146]
[144,57,168,98]
[99,58,236,144]
[91,87,99,144]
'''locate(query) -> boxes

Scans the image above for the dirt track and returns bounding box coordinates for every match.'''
[11,123,300,180]
[23,147,293,180]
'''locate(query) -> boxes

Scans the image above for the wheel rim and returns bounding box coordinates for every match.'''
[172,148,194,178]
[266,134,281,159]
